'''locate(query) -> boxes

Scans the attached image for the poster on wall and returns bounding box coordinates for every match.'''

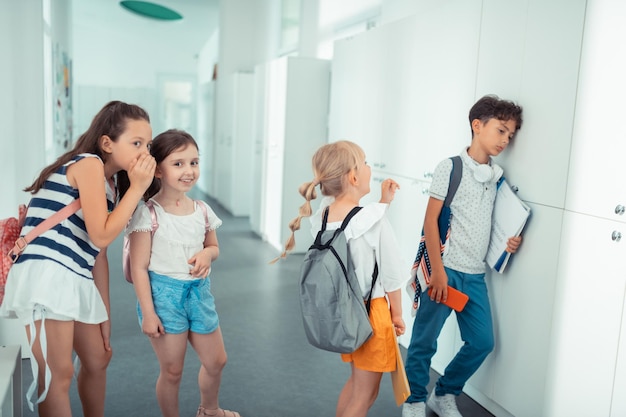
[53,42,72,151]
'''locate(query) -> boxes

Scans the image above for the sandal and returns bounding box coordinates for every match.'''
[197,406,242,417]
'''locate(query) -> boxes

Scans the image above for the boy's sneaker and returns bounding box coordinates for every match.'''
[402,401,425,417]
[427,391,463,417]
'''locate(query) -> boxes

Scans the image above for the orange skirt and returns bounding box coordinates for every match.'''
[341,297,396,372]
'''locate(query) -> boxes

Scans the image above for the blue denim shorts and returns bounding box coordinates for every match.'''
[137,271,219,335]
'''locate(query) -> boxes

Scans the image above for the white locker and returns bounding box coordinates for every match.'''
[255,57,331,253]
[213,72,255,216]
[479,0,586,209]
[565,0,626,221]
[545,212,626,417]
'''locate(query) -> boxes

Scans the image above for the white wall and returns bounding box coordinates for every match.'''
[0,0,66,213]
[0,0,18,215]
[0,0,72,357]
[72,2,217,88]
[71,1,218,142]
[196,32,220,196]
[211,0,276,210]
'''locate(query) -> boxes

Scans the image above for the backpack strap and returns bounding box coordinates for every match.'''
[195,200,210,231]
[9,199,81,262]
[444,155,462,208]
[144,200,158,236]
[410,156,463,307]
[436,156,463,244]
[320,206,362,233]
[341,206,363,230]
[320,205,376,312]
[143,200,210,235]
[365,261,378,314]
[321,206,329,231]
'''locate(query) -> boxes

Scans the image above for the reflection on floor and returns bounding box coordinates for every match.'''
[20,193,493,417]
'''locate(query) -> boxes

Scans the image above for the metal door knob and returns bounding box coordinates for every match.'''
[612,231,622,242]
[615,205,625,215]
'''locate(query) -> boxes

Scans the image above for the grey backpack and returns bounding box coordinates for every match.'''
[299,206,377,353]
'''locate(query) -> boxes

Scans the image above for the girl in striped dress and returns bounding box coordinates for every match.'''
[0,101,156,417]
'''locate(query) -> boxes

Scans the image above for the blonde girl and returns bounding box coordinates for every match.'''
[126,129,240,417]
[280,140,407,417]
[0,100,156,417]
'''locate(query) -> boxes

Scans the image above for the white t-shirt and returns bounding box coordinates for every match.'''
[309,196,407,299]
[429,149,498,274]
[126,199,222,280]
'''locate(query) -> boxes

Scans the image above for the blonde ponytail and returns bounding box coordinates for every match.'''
[271,140,364,264]
[270,179,319,263]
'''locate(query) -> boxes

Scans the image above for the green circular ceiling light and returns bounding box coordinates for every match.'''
[119,1,183,21]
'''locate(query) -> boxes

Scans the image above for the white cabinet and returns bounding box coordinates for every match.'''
[329,1,483,354]
[366,172,430,269]
[214,72,255,217]
[196,80,216,197]
[378,0,482,180]
[326,1,625,417]
[477,0,586,209]
[0,320,29,360]
[253,57,331,253]
[565,0,626,221]
[545,212,626,417]
[329,29,384,166]
[543,2,626,415]
[367,172,434,347]
[465,203,563,417]
[611,293,626,417]
[0,345,21,417]
[250,63,269,237]
[329,0,482,181]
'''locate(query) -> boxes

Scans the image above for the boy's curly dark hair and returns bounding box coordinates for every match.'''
[468,95,523,136]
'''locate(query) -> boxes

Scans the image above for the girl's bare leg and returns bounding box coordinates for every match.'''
[189,327,227,411]
[335,364,382,417]
[73,321,113,417]
[150,332,189,417]
[27,319,75,417]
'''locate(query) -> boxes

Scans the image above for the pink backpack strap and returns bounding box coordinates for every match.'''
[9,199,81,262]
[196,200,210,231]
[144,200,158,235]
[142,200,206,234]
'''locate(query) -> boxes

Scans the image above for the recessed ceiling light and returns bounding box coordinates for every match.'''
[119,1,183,21]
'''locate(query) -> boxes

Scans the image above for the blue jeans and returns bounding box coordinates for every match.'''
[405,267,494,402]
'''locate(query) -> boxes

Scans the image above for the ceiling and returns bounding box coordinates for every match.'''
[72,0,220,57]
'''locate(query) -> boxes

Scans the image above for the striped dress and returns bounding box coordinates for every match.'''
[0,153,114,324]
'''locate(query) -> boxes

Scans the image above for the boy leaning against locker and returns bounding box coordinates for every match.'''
[403,95,524,417]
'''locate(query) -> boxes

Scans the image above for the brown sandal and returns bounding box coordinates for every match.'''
[197,406,241,417]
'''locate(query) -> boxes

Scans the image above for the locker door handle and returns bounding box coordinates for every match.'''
[612,231,622,242]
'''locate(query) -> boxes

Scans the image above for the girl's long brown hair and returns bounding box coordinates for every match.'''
[25,100,150,195]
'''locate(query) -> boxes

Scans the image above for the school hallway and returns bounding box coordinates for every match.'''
[19,193,494,417]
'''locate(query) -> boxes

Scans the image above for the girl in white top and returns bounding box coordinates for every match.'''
[279,140,407,417]
[0,101,156,417]
[126,129,240,417]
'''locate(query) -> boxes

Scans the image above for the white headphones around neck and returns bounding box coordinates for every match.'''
[472,162,503,183]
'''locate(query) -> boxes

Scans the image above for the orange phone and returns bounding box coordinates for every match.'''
[427,286,469,312]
